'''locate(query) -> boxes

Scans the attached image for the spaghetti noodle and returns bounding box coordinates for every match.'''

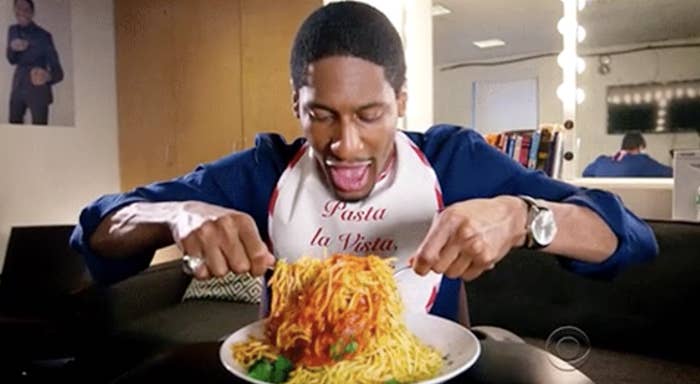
[232,254,443,383]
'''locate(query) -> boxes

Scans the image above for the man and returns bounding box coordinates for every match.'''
[6,0,64,125]
[583,131,673,177]
[70,2,657,324]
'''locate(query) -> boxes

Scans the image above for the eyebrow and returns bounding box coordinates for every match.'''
[304,101,387,113]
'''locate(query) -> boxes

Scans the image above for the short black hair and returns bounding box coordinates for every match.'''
[621,131,646,150]
[15,0,34,12]
[290,1,406,95]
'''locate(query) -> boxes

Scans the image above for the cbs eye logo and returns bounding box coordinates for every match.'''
[545,326,591,371]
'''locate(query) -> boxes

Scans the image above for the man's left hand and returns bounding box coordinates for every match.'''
[30,67,51,86]
[411,196,527,281]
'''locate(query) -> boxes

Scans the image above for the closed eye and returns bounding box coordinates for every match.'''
[357,107,384,123]
[308,108,335,123]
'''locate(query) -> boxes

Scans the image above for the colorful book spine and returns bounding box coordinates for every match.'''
[519,135,531,167]
[513,135,522,164]
[527,130,541,169]
[506,135,516,158]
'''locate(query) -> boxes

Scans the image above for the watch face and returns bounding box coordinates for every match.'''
[531,209,557,245]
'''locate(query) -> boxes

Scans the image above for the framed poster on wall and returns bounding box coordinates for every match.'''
[1,0,74,127]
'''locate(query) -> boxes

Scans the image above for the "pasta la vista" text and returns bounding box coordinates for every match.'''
[309,226,397,253]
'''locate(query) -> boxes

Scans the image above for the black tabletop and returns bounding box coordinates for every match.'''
[112,339,594,384]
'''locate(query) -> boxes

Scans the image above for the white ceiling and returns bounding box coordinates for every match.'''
[433,0,700,66]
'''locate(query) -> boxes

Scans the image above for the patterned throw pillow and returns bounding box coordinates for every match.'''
[182,272,263,304]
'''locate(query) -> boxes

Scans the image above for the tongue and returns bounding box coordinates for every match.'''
[329,165,370,192]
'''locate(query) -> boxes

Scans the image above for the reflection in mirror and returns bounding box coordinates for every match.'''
[433,0,564,132]
[433,1,568,178]
[576,0,700,179]
[432,0,700,220]
[433,0,700,178]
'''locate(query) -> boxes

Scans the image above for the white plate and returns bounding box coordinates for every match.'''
[219,312,481,384]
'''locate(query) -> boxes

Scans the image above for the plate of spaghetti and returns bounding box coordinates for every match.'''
[219,254,480,383]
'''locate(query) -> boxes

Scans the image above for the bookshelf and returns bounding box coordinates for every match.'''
[484,124,565,178]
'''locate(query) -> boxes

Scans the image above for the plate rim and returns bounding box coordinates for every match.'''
[219,312,481,384]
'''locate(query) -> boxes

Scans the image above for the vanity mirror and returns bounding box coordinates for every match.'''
[432,0,700,220]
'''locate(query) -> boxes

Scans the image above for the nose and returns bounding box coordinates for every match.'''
[330,117,364,160]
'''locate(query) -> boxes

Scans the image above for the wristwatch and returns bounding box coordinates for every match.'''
[518,195,557,249]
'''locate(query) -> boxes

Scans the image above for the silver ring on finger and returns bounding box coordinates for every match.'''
[182,255,205,276]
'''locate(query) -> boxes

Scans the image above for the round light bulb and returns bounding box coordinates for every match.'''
[557,84,574,102]
[577,26,586,43]
[577,57,586,74]
[557,18,573,35]
[578,0,587,11]
[576,88,586,104]
[557,51,576,69]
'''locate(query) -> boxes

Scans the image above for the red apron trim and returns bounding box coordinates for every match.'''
[377,151,397,182]
[268,144,308,217]
[425,284,438,312]
[434,185,444,210]
[408,141,430,167]
[287,144,308,170]
[268,187,280,216]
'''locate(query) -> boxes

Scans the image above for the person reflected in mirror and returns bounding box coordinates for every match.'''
[5,0,64,125]
[583,131,673,177]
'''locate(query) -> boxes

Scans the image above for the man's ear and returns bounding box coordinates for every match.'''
[396,87,407,118]
[291,81,300,119]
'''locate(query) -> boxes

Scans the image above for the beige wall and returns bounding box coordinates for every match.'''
[434,55,562,130]
[0,0,119,271]
[434,43,700,176]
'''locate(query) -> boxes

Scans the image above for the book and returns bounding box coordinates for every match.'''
[481,124,564,177]
[527,130,541,169]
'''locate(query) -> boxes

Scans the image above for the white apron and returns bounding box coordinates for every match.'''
[268,132,444,314]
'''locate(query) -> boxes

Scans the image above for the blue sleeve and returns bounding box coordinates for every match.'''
[646,157,673,177]
[6,25,20,64]
[412,125,658,280]
[69,133,300,284]
[45,33,63,85]
[582,158,599,177]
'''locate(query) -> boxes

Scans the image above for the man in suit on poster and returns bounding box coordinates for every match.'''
[6,0,64,125]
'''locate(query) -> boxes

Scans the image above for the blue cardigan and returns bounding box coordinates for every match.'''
[583,153,673,178]
[70,125,658,322]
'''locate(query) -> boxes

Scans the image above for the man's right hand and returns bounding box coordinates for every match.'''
[110,201,275,279]
[10,38,28,51]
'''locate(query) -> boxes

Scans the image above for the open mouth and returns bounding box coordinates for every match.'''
[326,160,372,193]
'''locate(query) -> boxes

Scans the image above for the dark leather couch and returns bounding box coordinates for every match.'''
[466,219,700,383]
[0,225,103,382]
[3,220,699,383]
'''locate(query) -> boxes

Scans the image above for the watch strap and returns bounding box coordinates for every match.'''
[518,195,546,249]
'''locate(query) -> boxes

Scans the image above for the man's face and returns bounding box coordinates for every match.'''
[294,56,406,202]
[15,0,34,26]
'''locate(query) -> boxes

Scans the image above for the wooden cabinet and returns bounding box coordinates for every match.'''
[239,0,320,148]
[115,0,320,191]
